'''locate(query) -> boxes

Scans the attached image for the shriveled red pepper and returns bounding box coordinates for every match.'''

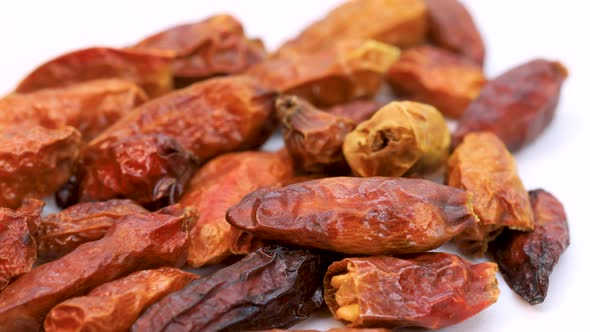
[0,209,195,332]
[453,59,568,151]
[0,79,147,141]
[490,189,570,304]
[133,14,266,86]
[179,150,293,267]
[227,177,476,255]
[324,253,499,329]
[0,199,44,291]
[15,47,174,97]
[37,199,147,260]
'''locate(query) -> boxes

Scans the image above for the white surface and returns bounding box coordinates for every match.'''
[1,1,589,331]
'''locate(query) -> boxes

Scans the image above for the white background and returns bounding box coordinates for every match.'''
[0,1,589,331]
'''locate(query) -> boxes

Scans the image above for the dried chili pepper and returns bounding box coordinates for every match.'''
[227,177,476,255]
[38,199,147,260]
[276,95,355,174]
[324,253,499,329]
[0,125,80,209]
[9,199,45,238]
[133,14,266,85]
[276,0,427,57]
[343,101,450,177]
[324,100,384,125]
[15,47,174,97]
[44,267,198,332]
[490,189,569,304]
[89,75,277,161]
[447,132,534,256]
[387,46,486,117]
[0,199,44,291]
[0,209,195,332]
[58,134,198,210]
[248,40,399,107]
[0,79,147,141]
[132,246,329,332]
[179,150,293,267]
[453,59,568,151]
[59,76,276,208]
[425,0,486,66]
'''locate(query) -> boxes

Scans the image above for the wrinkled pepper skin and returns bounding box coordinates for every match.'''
[387,46,486,117]
[60,76,276,209]
[93,75,277,161]
[179,150,294,267]
[227,177,476,255]
[343,101,450,177]
[44,267,198,332]
[325,100,384,125]
[0,210,194,332]
[453,59,568,151]
[324,253,499,329]
[248,40,399,107]
[133,15,266,85]
[15,47,174,97]
[447,133,534,256]
[0,199,44,291]
[3,199,44,237]
[67,134,198,210]
[490,189,570,304]
[0,79,148,141]
[132,246,328,332]
[0,126,81,209]
[276,95,355,174]
[425,0,486,66]
[276,0,427,56]
[38,199,147,260]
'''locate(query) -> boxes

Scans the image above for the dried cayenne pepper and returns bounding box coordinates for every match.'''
[227,177,476,255]
[44,267,198,332]
[37,199,147,260]
[0,126,80,209]
[0,210,194,332]
[324,253,499,329]
[490,189,569,304]
[248,40,399,107]
[425,0,486,66]
[453,59,568,151]
[276,0,428,56]
[0,79,147,141]
[58,76,276,209]
[15,47,174,97]
[132,15,267,86]
[387,45,486,118]
[276,95,355,174]
[179,150,293,267]
[0,199,44,291]
[132,246,329,332]
[447,132,534,256]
